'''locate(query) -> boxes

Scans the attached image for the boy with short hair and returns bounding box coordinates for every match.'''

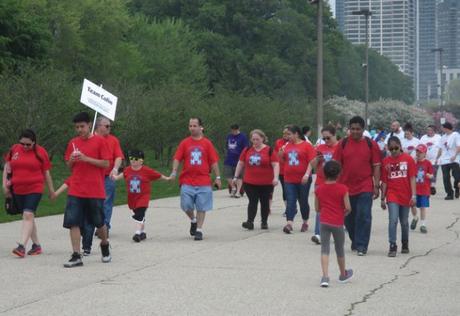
[411,144,433,233]
[114,150,170,241]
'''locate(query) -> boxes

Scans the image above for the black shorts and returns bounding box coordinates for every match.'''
[14,193,42,213]
[63,195,105,229]
[132,207,147,223]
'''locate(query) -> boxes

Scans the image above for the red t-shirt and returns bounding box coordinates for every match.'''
[415,159,433,196]
[239,146,278,185]
[282,141,316,183]
[315,182,348,227]
[64,135,111,199]
[101,134,124,176]
[381,153,417,206]
[333,137,381,195]
[6,144,51,194]
[274,138,289,176]
[174,136,219,186]
[123,166,162,209]
[315,143,338,186]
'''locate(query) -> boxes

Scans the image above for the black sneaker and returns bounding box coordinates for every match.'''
[430,187,436,195]
[401,242,409,254]
[410,218,418,230]
[242,221,254,230]
[194,231,203,241]
[261,222,268,230]
[190,222,197,236]
[388,243,397,257]
[140,232,147,241]
[82,248,91,256]
[455,189,459,199]
[64,252,83,268]
[100,243,111,263]
[445,195,454,200]
[132,234,141,243]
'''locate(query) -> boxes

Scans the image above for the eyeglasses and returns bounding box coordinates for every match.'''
[19,142,33,147]
[322,137,331,141]
[388,147,400,152]
[104,125,111,128]
[129,157,143,161]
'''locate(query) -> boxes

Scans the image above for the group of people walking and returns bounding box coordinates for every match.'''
[3,112,458,287]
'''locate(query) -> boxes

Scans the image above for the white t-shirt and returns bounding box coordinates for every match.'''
[439,132,460,165]
[384,129,405,144]
[401,137,421,159]
[420,134,442,164]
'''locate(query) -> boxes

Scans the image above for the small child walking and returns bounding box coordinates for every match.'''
[314,160,353,288]
[411,144,433,233]
[114,150,170,242]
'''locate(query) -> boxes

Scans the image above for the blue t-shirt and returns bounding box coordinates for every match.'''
[224,133,249,166]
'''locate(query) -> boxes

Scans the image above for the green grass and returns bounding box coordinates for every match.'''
[0,156,180,223]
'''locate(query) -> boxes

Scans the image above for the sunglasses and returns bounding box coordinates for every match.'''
[129,157,143,161]
[20,142,33,147]
[104,125,111,128]
[388,147,400,152]
[322,136,331,141]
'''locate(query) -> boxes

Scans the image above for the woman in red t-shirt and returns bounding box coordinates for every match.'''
[234,129,279,230]
[381,136,416,257]
[279,125,316,234]
[2,129,55,258]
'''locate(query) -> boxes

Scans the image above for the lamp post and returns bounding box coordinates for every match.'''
[352,8,372,127]
[309,0,323,136]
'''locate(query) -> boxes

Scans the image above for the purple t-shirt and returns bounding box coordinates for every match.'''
[224,133,249,166]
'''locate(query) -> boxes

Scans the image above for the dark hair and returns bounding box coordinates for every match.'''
[230,124,239,130]
[321,125,336,135]
[349,116,365,128]
[442,122,453,130]
[387,136,402,152]
[302,126,311,135]
[403,122,413,133]
[323,160,341,180]
[73,112,91,123]
[287,125,303,139]
[427,124,436,130]
[190,117,203,126]
[18,129,43,163]
[128,149,144,159]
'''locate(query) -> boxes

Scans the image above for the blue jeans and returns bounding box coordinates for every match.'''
[387,202,409,244]
[285,179,311,221]
[82,176,115,251]
[345,192,373,252]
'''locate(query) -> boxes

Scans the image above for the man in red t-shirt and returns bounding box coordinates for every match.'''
[333,116,381,255]
[62,112,111,268]
[170,118,221,241]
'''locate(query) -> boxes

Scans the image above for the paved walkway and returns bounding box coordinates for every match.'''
[1,183,460,315]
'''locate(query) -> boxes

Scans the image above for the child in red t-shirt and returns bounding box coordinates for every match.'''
[315,160,352,288]
[411,144,433,234]
[114,150,170,242]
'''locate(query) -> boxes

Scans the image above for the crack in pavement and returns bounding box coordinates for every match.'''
[344,216,460,316]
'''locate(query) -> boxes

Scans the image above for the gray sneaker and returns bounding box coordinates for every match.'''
[338,269,354,283]
[64,252,83,268]
[320,276,330,287]
[420,225,427,234]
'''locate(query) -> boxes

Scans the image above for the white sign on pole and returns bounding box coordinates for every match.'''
[80,79,118,121]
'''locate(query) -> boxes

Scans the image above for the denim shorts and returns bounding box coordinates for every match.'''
[416,195,430,208]
[63,195,105,229]
[14,193,42,213]
[180,185,213,212]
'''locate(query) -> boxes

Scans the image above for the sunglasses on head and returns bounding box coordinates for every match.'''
[20,142,33,147]
[129,156,143,161]
[388,147,400,152]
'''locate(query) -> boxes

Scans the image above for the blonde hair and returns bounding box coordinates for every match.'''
[249,129,268,144]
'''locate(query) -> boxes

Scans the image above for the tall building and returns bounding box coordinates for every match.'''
[437,0,460,69]
[336,0,417,95]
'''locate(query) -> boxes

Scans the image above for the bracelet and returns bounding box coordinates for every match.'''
[170,172,177,177]
[233,176,238,180]
[216,176,221,180]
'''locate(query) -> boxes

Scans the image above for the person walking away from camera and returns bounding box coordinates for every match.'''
[114,150,170,242]
[420,125,441,195]
[223,124,248,198]
[308,125,338,245]
[380,136,416,257]
[279,125,316,234]
[3,129,55,257]
[315,160,353,287]
[233,129,279,230]
[333,116,381,256]
[62,112,111,268]
[170,118,221,241]
[410,144,433,233]
[435,122,460,200]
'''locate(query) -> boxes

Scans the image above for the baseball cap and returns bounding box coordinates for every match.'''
[416,144,427,153]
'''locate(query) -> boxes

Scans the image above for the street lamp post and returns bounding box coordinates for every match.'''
[352,9,372,127]
[309,0,323,137]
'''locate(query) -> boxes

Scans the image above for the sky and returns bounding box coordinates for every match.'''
[328,0,336,17]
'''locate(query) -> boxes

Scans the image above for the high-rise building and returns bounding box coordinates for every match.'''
[437,0,460,69]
